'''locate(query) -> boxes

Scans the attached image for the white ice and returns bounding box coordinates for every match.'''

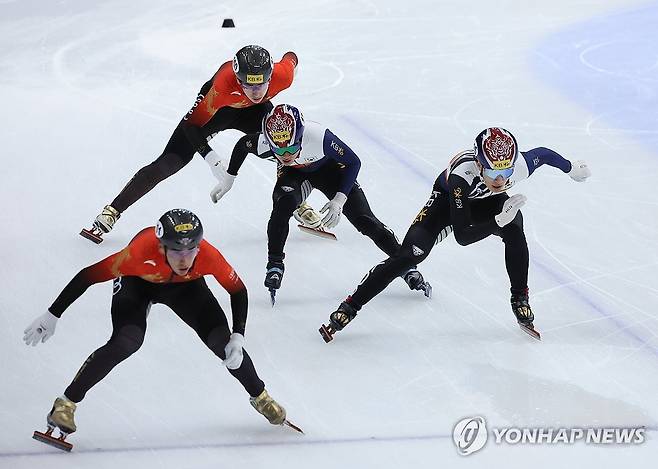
[1,0,657,468]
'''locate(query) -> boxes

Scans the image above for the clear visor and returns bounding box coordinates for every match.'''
[482,166,514,180]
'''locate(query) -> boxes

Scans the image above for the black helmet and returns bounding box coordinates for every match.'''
[232,45,273,85]
[155,209,203,251]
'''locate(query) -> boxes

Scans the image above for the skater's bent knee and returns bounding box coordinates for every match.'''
[206,327,230,358]
[112,325,145,357]
[383,254,417,277]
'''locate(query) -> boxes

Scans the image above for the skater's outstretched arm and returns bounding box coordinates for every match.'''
[227,133,269,176]
[196,241,248,335]
[522,147,590,181]
[48,248,126,318]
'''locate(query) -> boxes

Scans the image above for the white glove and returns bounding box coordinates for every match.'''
[321,192,348,229]
[205,150,229,181]
[568,160,591,182]
[210,172,236,203]
[495,194,527,228]
[23,311,59,346]
[223,333,245,370]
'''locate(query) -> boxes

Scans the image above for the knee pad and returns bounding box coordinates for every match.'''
[112,325,145,358]
[206,327,230,358]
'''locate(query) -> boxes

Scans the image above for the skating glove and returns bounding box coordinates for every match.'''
[205,150,236,203]
[205,150,229,180]
[495,194,527,228]
[210,172,237,203]
[320,192,348,229]
[23,311,58,346]
[224,333,245,370]
[568,160,591,182]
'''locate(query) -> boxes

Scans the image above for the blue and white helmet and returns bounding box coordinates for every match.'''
[474,127,519,178]
[262,104,305,163]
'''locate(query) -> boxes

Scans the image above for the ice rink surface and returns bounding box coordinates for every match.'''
[1,0,657,467]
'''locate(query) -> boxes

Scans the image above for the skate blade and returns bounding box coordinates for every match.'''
[284,420,304,434]
[269,288,276,307]
[319,324,334,343]
[79,228,103,244]
[519,323,541,341]
[33,430,73,452]
[297,225,337,241]
[422,282,432,299]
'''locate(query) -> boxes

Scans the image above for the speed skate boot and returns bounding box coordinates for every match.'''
[94,205,121,233]
[511,288,540,340]
[294,201,337,240]
[319,300,358,343]
[293,201,322,229]
[250,389,286,425]
[33,396,77,451]
[402,268,432,298]
[80,204,121,244]
[249,389,303,433]
[264,260,284,306]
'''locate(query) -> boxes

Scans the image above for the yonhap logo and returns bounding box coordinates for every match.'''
[451,416,644,455]
[453,416,487,456]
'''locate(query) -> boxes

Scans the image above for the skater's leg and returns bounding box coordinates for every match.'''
[471,195,534,328]
[161,280,265,398]
[348,223,438,308]
[63,277,151,403]
[110,125,195,213]
[348,190,451,308]
[339,182,401,256]
[267,170,304,264]
[471,194,529,294]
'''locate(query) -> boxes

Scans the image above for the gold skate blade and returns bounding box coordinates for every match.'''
[33,430,73,452]
[519,323,541,341]
[284,420,304,434]
[297,225,337,241]
[79,228,103,244]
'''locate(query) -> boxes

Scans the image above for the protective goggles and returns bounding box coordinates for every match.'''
[482,166,514,179]
[166,247,199,259]
[273,143,301,157]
